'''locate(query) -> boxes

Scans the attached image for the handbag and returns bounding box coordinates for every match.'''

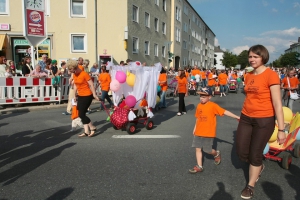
[287,77,299,100]
[110,107,130,129]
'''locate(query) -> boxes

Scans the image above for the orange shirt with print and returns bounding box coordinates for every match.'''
[281,77,299,96]
[73,71,92,96]
[78,65,84,71]
[242,68,280,117]
[177,77,188,93]
[98,72,111,91]
[218,73,228,85]
[200,71,206,79]
[159,73,168,91]
[207,73,216,86]
[191,69,201,76]
[194,101,225,137]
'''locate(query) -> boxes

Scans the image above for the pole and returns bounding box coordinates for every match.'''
[95,0,98,65]
[31,46,35,67]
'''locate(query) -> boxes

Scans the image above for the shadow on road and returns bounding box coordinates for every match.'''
[261,181,283,200]
[46,187,75,200]
[209,182,233,200]
[285,164,300,200]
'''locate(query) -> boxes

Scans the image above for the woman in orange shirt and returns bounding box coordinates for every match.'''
[158,68,168,108]
[281,68,299,112]
[236,45,285,199]
[174,70,188,116]
[67,60,99,137]
[217,70,228,97]
[98,66,113,111]
[207,69,217,96]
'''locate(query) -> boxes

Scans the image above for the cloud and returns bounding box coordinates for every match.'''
[262,0,269,6]
[294,2,300,8]
[214,38,220,46]
[231,46,249,55]
[272,8,278,12]
[260,27,300,37]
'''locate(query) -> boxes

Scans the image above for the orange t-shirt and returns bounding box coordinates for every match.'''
[243,73,248,82]
[177,77,188,93]
[159,73,168,91]
[200,71,206,79]
[73,71,92,96]
[98,72,111,91]
[185,71,189,79]
[78,65,84,71]
[207,73,216,86]
[194,101,225,137]
[71,105,79,120]
[230,74,237,80]
[242,68,280,117]
[191,69,201,76]
[281,77,299,96]
[218,73,228,85]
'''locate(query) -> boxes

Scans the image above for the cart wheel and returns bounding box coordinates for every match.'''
[146,120,154,130]
[282,153,292,169]
[293,143,300,158]
[126,123,136,134]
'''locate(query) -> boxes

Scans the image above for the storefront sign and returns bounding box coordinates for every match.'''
[0,23,10,31]
[26,9,45,36]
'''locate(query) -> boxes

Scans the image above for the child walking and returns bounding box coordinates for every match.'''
[189,87,240,173]
[71,98,84,131]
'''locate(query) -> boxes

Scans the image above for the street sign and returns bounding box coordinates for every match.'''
[23,0,47,47]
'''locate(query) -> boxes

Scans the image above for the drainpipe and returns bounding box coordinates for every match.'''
[95,0,98,64]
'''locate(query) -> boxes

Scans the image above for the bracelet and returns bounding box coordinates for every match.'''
[278,129,285,132]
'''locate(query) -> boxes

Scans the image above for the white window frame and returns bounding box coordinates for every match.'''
[154,18,159,32]
[162,0,166,11]
[145,12,150,28]
[0,0,9,15]
[145,41,150,55]
[70,0,86,18]
[155,0,159,6]
[133,37,139,54]
[176,27,181,42]
[162,46,166,57]
[132,5,139,22]
[176,6,181,21]
[154,43,158,57]
[162,22,166,35]
[71,33,87,53]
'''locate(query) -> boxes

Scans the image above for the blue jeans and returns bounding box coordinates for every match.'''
[202,79,207,87]
[159,90,167,108]
[100,90,113,110]
[220,85,227,93]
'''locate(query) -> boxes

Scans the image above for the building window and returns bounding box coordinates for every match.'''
[0,0,9,15]
[155,0,159,6]
[154,44,158,57]
[154,18,159,32]
[70,0,86,17]
[162,46,166,57]
[145,12,150,28]
[176,28,181,42]
[162,0,166,11]
[175,6,181,21]
[133,37,139,53]
[183,22,188,32]
[145,41,150,55]
[183,40,187,49]
[162,22,166,34]
[133,5,139,22]
[71,34,87,52]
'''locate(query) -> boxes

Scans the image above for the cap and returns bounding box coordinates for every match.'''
[51,59,57,64]
[245,66,254,72]
[197,87,212,96]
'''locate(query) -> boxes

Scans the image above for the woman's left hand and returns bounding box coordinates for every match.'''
[93,94,100,101]
[277,131,286,145]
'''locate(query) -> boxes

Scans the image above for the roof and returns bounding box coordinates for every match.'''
[214,46,224,53]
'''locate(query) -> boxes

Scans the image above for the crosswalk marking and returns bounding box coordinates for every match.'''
[112,135,181,139]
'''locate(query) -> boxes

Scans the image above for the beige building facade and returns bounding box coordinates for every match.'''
[0,0,214,70]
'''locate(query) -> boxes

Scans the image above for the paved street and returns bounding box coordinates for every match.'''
[1,90,300,200]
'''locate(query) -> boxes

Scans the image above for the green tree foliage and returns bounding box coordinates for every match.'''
[271,58,282,68]
[237,50,249,69]
[280,52,299,67]
[222,51,238,68]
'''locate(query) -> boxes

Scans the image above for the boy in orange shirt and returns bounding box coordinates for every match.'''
[189,88,240,173]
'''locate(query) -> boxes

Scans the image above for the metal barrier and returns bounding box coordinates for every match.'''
[0,76,100,106]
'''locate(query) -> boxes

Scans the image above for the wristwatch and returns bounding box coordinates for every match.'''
[278,129,285,132]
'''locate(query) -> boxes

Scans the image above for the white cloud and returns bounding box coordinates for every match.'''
[231,46,249,55]
[260,27,300,37]
[214,38,220,46]
[294,2,300,8]
[272,8,278,12]
[262,0,269,6]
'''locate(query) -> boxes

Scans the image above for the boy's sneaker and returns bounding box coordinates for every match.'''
[189,165,203,174]
[214,150,221,165]
[182,112,187,115]
[177,112,181,116]
[241,185,254,199]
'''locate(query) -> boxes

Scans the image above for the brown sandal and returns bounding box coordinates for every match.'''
[214,150,221,165]
[88,128,96,137]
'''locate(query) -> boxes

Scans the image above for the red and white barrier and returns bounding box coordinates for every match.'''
[0,76,101,105]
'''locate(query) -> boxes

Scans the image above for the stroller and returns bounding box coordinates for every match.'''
[166,78,178,97]
[228,79,238,93]
[188,79,197,96]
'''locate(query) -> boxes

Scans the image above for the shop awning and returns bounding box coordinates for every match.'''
[0,34,6,51]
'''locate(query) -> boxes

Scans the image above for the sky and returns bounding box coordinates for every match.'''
[189,0,300,63]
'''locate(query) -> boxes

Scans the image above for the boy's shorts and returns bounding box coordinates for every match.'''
[192,136,213,152]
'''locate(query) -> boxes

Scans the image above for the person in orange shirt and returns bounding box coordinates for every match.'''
[189,87,239,174]
[158,68,168,108]
[218,70,228,97]
[191,65,201,89]
[207,69,217,96]
[200,68,207,87]
[77,57,84,71]
[174,70,188,116]
[98,65,113,111]
[67,59,99,137]
[281,68,299,112]
[236,45,285,199]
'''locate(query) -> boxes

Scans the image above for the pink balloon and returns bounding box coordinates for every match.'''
[125,95,136,108]
[110,79,120,91]
[115,71,126,83]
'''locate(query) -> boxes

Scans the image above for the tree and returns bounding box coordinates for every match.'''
[280,52,299,67]
[222,51,238,68]
[237,50,248,69]
[271,58,282,68]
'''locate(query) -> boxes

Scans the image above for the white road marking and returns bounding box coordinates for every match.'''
[112,135,181,139]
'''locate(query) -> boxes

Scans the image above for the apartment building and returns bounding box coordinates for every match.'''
[0,0,214,69]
